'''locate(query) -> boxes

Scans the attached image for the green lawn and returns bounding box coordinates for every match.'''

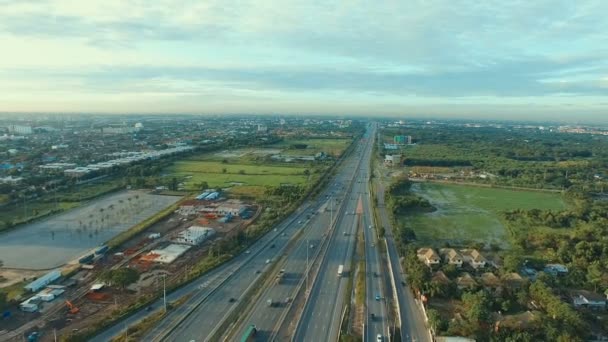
[401,182,566,247]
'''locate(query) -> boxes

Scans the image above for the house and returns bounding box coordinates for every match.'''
[417,248,441,267]
[431,271,451,285]
[456,273,477,290]
[440,248,463,267]
[502,273,526,290]
[572,290,606,310]
[460,249,487,269]
[544,263,568,276]
[480,272,501,291]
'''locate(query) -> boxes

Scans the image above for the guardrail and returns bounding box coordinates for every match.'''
[290,134,374,342]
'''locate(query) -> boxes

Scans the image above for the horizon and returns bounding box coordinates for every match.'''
[1,1,607,121]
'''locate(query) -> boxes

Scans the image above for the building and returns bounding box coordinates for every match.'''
[417,248,440,267]
[216,202,248,217]
[460,249,487,269]
[571,290,606,310]
[393,135,412,145]
[174,226,215,245]
[0,176,23,184]
[384,143,399,150]
[431,271,451,285]
[440,248,463,267]
[8,124,33,134]
[480,272,501,291]
[502,273,526,290]
[456,273,477,290]
[384,154,402,167]
[24,270,61,292]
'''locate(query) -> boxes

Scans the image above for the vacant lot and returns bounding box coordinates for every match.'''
[273,138,351,156]
[401,182,566,247]
[168,160,312,196]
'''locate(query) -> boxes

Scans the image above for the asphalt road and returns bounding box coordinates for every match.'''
[143,129,369,342]
[294,126,375,342]
[92,137,362,342]
[375,171,431,342]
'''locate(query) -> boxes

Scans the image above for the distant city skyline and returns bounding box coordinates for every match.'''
[1,1,607,121]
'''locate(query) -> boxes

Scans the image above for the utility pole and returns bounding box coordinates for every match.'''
[163,274,167,312]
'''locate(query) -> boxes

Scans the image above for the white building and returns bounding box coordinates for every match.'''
[9,125,33,134]
[174,226,215,245]
[384,154,402,167]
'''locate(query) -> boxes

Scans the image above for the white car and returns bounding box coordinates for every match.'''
[376,334,383,342]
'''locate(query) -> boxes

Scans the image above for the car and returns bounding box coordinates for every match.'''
[374,272,378,277]
[343,231,347,236]
[369,225,373,229]
[376,334,383,342]
[266,259,271,264]
[228,297,236,302]
[401,280,406,286]
[146,306,153,312]
[245,250,251,254]
[274,228,278,232]
[375,294,382,301]
[281,232,286,236]
[370,313,375,320]
[309,244,315,249]
[298,220,303,224]
[270,244,276,248]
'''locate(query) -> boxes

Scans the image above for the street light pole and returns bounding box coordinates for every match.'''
[163,274,167,312]
[306,238,309,291]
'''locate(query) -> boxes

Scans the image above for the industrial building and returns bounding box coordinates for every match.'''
[24,270,61,292]
[384,154,402,167]
[174,226,216,245]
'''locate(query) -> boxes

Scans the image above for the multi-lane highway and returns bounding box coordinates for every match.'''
[91,131,362,342]
[294,126,377,342]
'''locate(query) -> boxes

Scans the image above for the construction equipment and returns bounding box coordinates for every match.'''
[65,300,80,314]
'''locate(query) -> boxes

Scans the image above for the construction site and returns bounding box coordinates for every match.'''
[0,189,259,341]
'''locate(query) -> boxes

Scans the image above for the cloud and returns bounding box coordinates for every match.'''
[0,0,607,118]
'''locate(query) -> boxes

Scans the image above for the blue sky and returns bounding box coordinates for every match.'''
[0,0,607,121]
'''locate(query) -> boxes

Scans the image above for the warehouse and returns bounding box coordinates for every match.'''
[174,226,215,245]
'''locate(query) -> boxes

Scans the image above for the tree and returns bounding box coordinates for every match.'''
[0,292,7,311]
[100,268,140,289]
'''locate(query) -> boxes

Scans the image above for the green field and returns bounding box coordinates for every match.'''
[402,182,566,247]
[272,138,351,156]
[167,160,312,196]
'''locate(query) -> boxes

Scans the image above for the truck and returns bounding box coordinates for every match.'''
[240,324,257,342]
[267,298,274,307]
[338,264,344,277]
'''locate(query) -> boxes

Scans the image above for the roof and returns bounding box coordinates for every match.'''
[480,272,501,287]
[572,290,606,302]
[432,271,451,285]
[456,273,477,287]
[440,248,463,262]
[417,248,440,261]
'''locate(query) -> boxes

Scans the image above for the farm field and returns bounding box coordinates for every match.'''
[401,182,566,247]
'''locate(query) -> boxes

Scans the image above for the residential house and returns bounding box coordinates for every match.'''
[456,272,477,290]
[544,263,569,276]
[417,248,441,267]
[502,273,526,290]
[572,290,606,310]
[431,271,451,285]
[460,249,487,269]
[440,248,463,268]
[480,272,501,292]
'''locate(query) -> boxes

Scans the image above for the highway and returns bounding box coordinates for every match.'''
[374,151,430,341]
[294,126,376,342]
[91,133,362,342]
[140,128,367,341]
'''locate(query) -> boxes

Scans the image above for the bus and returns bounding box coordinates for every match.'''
[338,264,344,277]
[240,324,257,342]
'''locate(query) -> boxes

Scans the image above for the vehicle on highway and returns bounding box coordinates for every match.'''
[369,225,373,229]
[338,264,344,277]
[309,244,314,249]
[267,298,274,307]
[270,243,275,248]
[374,272,378,277]
[343,231,347,236]
[245,250,251,254]
[375,294,382,301]
[377,334,383,342]
[298,220,303,224]
[370,313,375,320]
[265,259,271,264]
[229,297,236,302]
[240,324,257,342]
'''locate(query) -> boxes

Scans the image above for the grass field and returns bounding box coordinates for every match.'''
[167,160,313,197]
[273,138,351,156]
[401,182,566,247]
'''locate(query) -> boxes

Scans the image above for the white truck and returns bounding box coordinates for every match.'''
[338,264,344,277]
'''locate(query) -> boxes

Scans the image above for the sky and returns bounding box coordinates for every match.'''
[0,0,607,121]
